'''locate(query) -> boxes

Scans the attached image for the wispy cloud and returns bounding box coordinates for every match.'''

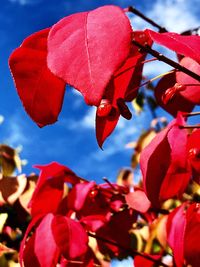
[1,114,29,147]
[8,0,41,5]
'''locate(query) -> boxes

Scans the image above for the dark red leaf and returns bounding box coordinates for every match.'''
[52,215,88,259]
[155,72,194,117]
[176,57,200,104]
[134,255,161,267]
[9,28,66,127]
[146,29,200,63]
[48,5,132,106]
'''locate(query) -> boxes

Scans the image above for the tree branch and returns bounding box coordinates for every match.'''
[128,6,168,33]
[132,41,200,82]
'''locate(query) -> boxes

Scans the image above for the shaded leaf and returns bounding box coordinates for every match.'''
[52,215,88,259]
[176,57,200,104]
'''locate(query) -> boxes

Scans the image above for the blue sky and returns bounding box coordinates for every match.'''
[0,0,200,186]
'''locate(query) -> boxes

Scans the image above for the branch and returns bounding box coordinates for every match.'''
[128,6,168,33]
[132,41,200,82]
[88,232,168,267]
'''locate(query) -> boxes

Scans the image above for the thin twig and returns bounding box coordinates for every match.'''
[132,41,200,82]
[128,6,168,33]
[88,232,168,267]
[183,111,200,117]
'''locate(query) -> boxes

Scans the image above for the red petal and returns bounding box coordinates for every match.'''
[146,29,200,63]
[176,57,200,104]
[125,190,151,213]
[52,215,88,259]
[167,204,187,267]
[48,5,132,106]
[9,28,66,127]
[155,72,194,117]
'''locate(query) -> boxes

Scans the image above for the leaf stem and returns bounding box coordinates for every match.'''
[88,232,168,267]
[128,6,168,33]
[132,41,200,82]
[179,125,200,129]
[183,111,200,117]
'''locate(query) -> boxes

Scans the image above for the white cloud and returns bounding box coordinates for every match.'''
[130,0,200,32]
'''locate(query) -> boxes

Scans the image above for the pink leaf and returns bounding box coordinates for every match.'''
[125,190,151,213]
[9,28,66,127]
[48,5,132,106]
[146,29,200,63]
[52,215,88,259]
[34,214,59,267]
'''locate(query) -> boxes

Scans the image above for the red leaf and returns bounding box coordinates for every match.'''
[68,181,96,211]
[176,57,200,104]
[187,129,200,184]
[29,162,78,217]
[125,190,151,213]
[167,204,187,267]
[140,125,171,207]
[146,29,200,63]
[184,203,200,267]
[134,255,161,267]
[47,5,132,106]
[9,28,66,127]
[34,214,59,267]
[140,115,189,206]
[80,214,109,232]
[96,36,148,147]
[52,215,88,259]
[154,72,194,117]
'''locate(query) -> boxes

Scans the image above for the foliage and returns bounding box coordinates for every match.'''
[2,3,200,267]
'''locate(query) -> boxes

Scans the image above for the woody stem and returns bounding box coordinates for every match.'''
[128,6,168,33]
[132,41,200,82]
